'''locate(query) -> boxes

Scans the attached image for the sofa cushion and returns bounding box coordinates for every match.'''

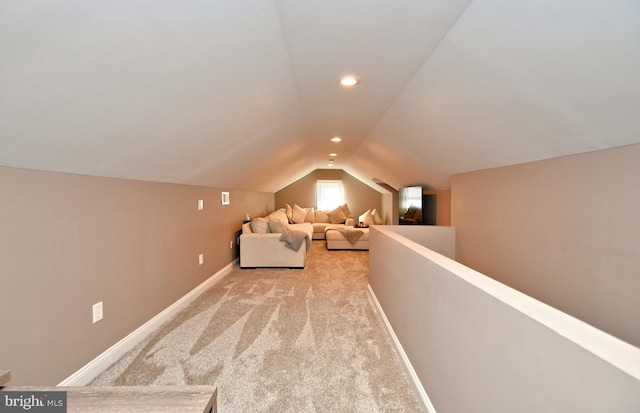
[328,206,347,224]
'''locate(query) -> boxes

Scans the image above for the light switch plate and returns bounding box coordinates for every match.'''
[93,302,103,324]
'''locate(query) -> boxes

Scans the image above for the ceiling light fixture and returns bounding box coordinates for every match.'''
[331,137,342,142]
[329,153,337,157]
[339,76,360,87]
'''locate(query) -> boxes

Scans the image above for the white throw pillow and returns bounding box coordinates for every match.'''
[284,204,293,223]
[371,209,384,225]
[275,208,288,222]
[250,217,270,233]
[359,209,375,226]
[268,210,289,233]
[292,204,307,224]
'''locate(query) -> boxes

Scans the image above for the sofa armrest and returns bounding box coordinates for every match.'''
[239,233,308,268]
[345,218,355,226]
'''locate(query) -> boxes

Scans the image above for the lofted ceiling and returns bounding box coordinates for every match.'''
[1,1,639,193]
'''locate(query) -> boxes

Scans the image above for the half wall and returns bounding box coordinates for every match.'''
[369,225,640,413]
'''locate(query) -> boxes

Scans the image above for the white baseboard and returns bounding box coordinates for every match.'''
[367,284,437,413]
[58,259,238,386]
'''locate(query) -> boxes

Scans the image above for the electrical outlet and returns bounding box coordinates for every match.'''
[199,253,204,265]
[93,302,104,324]
[230,240,233,249]
[198,200,204,210]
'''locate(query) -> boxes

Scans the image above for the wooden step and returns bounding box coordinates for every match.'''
[1,385,216,413]
[0,370,10,387]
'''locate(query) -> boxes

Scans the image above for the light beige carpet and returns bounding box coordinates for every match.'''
[91,241,421,412]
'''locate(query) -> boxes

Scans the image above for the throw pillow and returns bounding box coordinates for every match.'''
[292,204,307,224]
[315,210,330,223]
[359,209,375,226]
[284,204,293,223]
[305,207,315,223]
[340,203,353,218]
[371,208,384,225]
[250,217,270,233]
[275,208,288,221]
[268,210,289,233]
[328,206,347,224]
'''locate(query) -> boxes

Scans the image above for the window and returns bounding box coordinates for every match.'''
[316,180,343,211]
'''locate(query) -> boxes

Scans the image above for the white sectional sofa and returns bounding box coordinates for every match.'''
[284,203,356,240]
[239,205,384,267]
[239,209,313,268]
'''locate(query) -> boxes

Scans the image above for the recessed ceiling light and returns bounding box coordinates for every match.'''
[328,163,334,167]
[329,153,337,157]
[339,76,360,87]
[331,137,342,142]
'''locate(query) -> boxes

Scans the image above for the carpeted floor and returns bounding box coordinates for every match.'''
[91,241,421,412]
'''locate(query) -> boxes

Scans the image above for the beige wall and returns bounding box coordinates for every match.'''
[451,144,640,347]
[0,166,273,385]
[275,169,383,220]
[424,189,451,226]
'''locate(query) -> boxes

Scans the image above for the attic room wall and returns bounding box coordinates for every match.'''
[274,169,383,222]
[424,189,451,226]
[0,166,273,385]
[451,144,640,347]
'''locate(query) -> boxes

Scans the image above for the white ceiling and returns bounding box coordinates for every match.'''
[2,0,639,192]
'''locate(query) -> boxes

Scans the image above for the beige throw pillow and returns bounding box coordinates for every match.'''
[315,210,330,223]
[359,209,375,226]
[328,206,347,224]
[305,207,315,223]
[340,203,353,218]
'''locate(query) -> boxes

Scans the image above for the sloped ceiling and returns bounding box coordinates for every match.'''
[1,1,639,193]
